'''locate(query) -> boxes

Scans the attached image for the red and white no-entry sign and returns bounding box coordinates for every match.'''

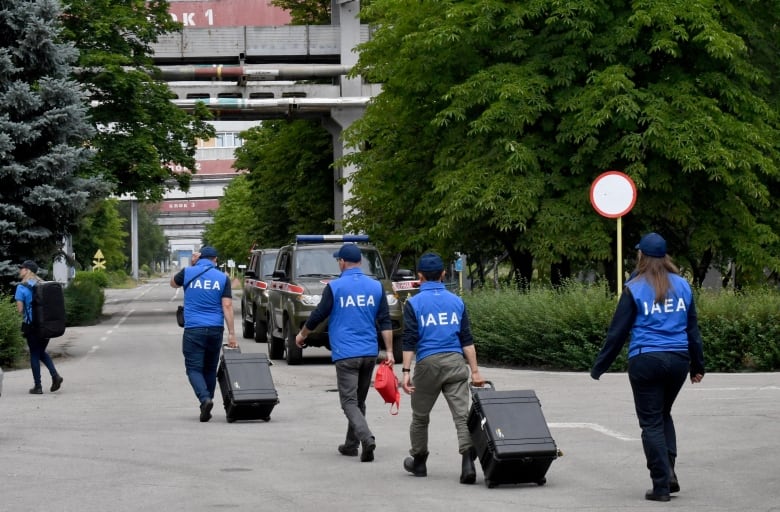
[590,171,636,218]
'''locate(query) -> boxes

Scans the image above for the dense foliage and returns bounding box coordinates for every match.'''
[64,271,106,326]
[0,0,109,288]
[60,0,215,201]
[0,294,25,367]
[465,283,780,372]
[226,120,335,251]
[345,0,780,290]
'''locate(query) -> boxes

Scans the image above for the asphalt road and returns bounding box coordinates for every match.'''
[1,278,778,512]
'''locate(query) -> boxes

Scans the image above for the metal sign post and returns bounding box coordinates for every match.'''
[590,171,637,292]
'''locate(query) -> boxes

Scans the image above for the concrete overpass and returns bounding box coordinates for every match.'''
[143,0,378,272]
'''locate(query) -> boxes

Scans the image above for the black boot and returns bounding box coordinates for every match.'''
[669,454,680,493]
[460,447,477,484]
[403,451,428,477]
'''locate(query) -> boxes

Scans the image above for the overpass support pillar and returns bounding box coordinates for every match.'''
[324,107,363,232]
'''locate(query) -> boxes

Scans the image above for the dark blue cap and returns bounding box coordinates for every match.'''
[418,252,444,272]
[333,244,361,262]
[200,246,218,258]
[636,233,666,258]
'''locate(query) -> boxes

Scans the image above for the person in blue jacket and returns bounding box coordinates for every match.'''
[15,260,63,395]
[401,252,485,484]
[592,233,705,502]
[171,246,238,422]
[295,243,394,462]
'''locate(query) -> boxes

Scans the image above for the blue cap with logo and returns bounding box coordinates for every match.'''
[333,244,362,262]
[418,252,444,272]
[635,233,666,258]
[200,246,219,259]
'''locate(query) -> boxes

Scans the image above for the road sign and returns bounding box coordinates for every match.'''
[590,171,637,294]
[93,249,106,271]
[590,171,636,218]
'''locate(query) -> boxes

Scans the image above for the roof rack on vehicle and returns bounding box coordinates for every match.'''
[295,234,370,243]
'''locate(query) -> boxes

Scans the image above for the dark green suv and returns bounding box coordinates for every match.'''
[241,248,279,348]
[266,235,403,365]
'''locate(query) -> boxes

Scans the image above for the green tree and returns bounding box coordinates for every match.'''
[202,174,258,266]
[72,199,128,271]
[117,201,169,272]
[60,0,215,202]
[233,120,334,247]
[271,0,330,24]
[347,0,780,288]
[0,0,109,287]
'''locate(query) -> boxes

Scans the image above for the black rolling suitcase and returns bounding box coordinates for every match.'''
[217,348,279,423]
[468,385,559,488]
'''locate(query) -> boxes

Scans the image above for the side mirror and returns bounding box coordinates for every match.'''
[244,270,257,279]
[272,270,287,281]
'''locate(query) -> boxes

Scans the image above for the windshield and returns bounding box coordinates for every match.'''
[296,247,387,279]
[262,252,278,278]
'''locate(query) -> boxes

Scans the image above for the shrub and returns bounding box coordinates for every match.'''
[65,278,105,326]
[0,294,25,367]
[74,270,109,288]
[463,282,780,372]
[465,281,617,370]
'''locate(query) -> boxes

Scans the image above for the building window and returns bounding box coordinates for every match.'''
[215,132,243,148]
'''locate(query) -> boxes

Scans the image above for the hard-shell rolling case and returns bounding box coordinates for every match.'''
[468,386,558,488]
[217,349,279,422]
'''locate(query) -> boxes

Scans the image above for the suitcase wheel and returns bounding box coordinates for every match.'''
[227,416,236,423]
[536,477,547,486]
[262,416,271,422]
[486,479,496,489]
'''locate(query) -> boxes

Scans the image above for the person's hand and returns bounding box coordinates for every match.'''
[191,252,200,265]
[384,353,395,366]
[226,333,238,348]
[691,373,704,384]
[295,333,306,348]
[470,370,485,387]
[402,373,414,394]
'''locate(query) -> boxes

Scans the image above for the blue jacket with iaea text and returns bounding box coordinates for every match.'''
[402,281,474,362]
[305,267,391,361]
[591,273,705,380]
[175,259,231,328]
[625,274,691,357]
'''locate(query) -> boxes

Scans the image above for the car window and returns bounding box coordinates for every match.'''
[262,252,277,278]
[360,249,387,279]
[296,249,340,276]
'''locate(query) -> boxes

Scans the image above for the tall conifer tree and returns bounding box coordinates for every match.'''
[0,0,108,284]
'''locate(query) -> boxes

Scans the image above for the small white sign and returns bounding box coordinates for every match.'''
[590,171,636,218]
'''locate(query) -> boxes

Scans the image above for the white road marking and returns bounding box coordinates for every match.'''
[549,422,639,441]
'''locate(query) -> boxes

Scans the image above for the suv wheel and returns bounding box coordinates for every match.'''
[253,307,267,344]
[267,314,285,359]
[241,303,254,339]
[284,317,303,365]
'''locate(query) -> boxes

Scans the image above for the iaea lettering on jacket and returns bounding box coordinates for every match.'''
[327,267,384,360]
[183,261,229,329]
[408,281,468,362]
[625,274,691,358]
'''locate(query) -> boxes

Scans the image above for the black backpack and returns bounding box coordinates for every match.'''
[23,281,67,339]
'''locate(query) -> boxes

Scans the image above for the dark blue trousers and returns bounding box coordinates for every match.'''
[628,351,689,494]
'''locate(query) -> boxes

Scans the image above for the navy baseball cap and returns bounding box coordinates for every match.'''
[636,233,667,258]
[21,260,39,273]
[333,244,361,262]
[200,246,219,258]
[418,252,444,272]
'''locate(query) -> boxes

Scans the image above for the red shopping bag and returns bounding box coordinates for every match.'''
[374,364,400,415]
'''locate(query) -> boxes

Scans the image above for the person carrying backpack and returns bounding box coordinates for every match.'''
[15,260,63,395]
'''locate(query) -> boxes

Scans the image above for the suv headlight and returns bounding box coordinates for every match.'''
[299,294,321,306]
[386,293,399,306]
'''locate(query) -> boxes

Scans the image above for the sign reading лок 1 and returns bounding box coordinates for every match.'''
[590,171,636,218]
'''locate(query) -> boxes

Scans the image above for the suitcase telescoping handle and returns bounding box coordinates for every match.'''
[470,380,494,394]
